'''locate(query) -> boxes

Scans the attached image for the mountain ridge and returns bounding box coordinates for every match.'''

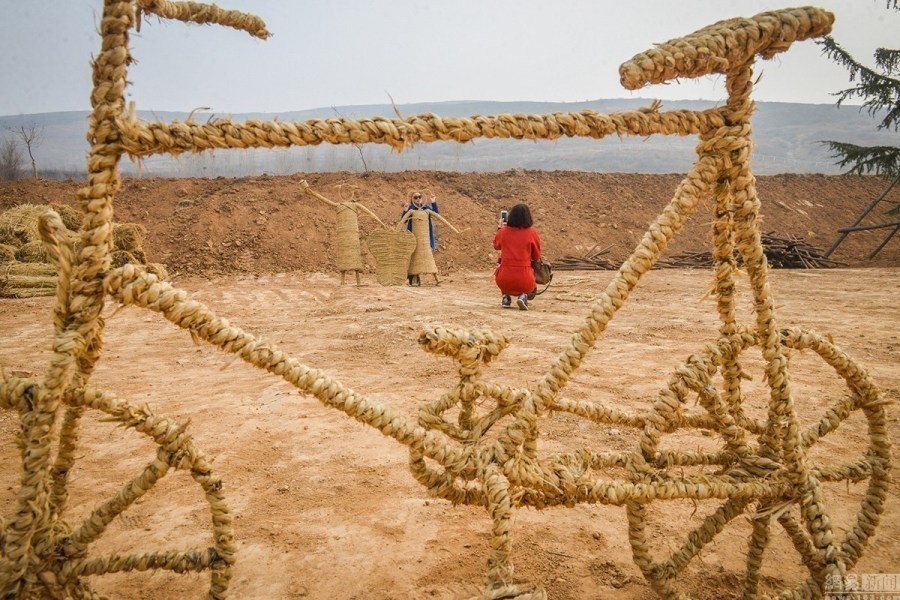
[0,98,893,177]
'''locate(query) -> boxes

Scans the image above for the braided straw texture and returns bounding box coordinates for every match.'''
[335,204,364,272]
[1,3,891,600]
[619,6,834,89]
[406,209,439,275]
[367,225,417,286]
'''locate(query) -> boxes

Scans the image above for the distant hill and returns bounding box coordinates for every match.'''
[0,99,894,178]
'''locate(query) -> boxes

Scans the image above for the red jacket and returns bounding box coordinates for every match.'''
[493,226,542,295]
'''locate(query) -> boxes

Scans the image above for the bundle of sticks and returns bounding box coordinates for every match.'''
[657,232,844,269]
[553,243,619,271]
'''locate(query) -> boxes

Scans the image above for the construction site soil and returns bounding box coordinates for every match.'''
[0,171,897,276]
[0,171,898,599]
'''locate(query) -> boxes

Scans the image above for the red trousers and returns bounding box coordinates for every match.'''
[494,264,535,296]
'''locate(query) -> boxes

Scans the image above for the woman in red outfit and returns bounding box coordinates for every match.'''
[493,203,542,310]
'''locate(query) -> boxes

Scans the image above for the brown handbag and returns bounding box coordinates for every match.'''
[531,258,553,293]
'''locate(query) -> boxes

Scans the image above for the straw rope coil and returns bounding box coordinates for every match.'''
[0,3,889,600]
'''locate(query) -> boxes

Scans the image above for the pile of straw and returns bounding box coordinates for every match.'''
[0,244,16,263]
[0,205,59,298]
[0,204,47,247]
[0,263,58,299]
[0,203,167,298]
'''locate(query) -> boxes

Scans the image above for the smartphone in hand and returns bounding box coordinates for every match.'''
[500,209,508,226]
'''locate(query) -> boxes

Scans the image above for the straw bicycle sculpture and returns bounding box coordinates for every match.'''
[0,2,891,599]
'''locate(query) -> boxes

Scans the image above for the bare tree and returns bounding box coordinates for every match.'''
[0,138,23,181]
[331,106,369,174]
[8,123,44,178]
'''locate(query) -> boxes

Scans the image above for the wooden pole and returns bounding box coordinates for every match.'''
[823,174,900,257]
[837,220,900,233]
[869,225,900,259]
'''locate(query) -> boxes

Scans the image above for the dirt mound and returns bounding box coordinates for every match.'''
[0,171,896,277]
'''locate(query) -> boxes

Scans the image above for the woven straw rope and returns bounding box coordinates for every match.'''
[0,3,890,600]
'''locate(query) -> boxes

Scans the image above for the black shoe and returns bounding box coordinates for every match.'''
[502,295,511,308]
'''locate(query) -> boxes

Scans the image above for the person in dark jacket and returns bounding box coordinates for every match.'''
[492,203,542,310]
[402,192,439,250]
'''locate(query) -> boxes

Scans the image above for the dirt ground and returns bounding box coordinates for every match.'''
[0,170,899,599]
[0,266,898,599]
[1,171,898,278]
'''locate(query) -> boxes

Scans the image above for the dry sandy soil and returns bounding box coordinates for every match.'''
[1,171,898,277]
[0,172,898,599]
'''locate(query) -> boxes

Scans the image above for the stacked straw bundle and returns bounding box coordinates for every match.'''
[0,204,60,298]
[0,203,167,298]
[0,262,58,299]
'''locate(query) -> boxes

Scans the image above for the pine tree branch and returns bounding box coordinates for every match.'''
[875,48,900,75]
[817,36,900,131]
[819,141,900,177]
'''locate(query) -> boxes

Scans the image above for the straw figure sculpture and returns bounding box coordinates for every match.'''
[400,199,460,286]
[0,3,890,600]
[297,179,385,285]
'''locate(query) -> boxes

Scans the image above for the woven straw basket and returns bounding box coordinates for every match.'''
[366,224,416,286]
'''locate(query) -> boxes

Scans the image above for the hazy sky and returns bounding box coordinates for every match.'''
[0,1,896,116]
